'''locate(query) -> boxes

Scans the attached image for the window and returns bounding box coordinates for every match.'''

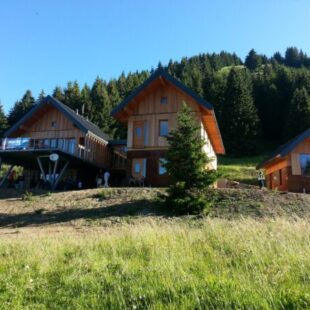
[134,162,141,173]
[58,139,64,150]
[51,121,57,128]
[300,154,310,176]
[50,139,57,148]
[68,139,76,154]
[159,158,167,175]
[43,139,50,148]
[159,120,169,136]
[160,96,168,104]
[135,127,142,137]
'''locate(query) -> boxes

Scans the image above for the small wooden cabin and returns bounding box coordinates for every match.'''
[0,96,125,189]
[257,129,310,193]
[111,69,225,186]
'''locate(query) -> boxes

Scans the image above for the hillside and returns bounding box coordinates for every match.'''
[0,187,309,234]
[0,187,309,308]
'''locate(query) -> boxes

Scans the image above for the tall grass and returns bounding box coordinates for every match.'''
[0,219,309,309]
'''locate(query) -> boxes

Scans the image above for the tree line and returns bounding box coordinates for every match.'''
[2,47,310,156]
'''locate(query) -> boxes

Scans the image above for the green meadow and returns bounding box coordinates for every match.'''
[0,218,309,309]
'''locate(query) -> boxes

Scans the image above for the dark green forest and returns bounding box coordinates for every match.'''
[3,47,310,155]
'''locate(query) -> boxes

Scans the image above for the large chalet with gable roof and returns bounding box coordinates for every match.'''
[0,69,224,189]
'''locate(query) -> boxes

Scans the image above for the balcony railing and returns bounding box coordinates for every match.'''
[0,137,87,159]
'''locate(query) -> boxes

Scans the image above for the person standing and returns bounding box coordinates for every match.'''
[258,170,265,189]
[103,170,110,187]
[96,169,103,188]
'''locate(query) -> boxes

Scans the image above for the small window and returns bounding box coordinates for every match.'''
[159,158,167,175]
[159,120,169,136]
[51,121,57,128]
[135,127,142,137]
[160,96,168,105]
[135,162,141,173]
[300,154,310,176]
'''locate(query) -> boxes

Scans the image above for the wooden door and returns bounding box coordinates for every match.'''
[133,121,145,147]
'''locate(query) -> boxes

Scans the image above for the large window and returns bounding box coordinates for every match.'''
[300,154,310,176]
[158,158,167,175]
[159,120,169,137]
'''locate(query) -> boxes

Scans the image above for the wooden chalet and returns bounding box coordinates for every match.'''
[257,129,310,192]
[0,96,125,189]
[111,69,225,186]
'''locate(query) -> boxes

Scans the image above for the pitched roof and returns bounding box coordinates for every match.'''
[111,68,225,154]
[111,68,214,117]
[4,95,110,142]
[257,128,310,169]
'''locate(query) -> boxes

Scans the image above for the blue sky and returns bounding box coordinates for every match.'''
[1,0,309,113]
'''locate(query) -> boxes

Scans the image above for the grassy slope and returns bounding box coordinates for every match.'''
[0,187,309,308]
[0,155,309,309]
[218,155,266,185]
[0,219,309,309]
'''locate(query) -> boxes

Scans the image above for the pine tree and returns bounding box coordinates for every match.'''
[91,77,114,136]
[222,68,261,155]
[165,103,217,188]
[285,47,301,68]
[64,81,82,111]
[0,103,8,134]
[163,103,217,214]
[52,86,65,102]
[80,84,93,119]
[286,87,310,139]
[38,89,46,102]
[245,49,262,70]
[7,90,35,126]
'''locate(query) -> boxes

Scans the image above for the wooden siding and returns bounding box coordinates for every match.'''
[127,84,208,150]
[127,150,171,186]
[9,105,110,168]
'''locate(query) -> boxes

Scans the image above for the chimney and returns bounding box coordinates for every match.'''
[76,109,79,115]
[81,104,85,116]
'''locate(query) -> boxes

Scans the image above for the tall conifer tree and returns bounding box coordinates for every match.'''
[222,68,261,155]
[286,87,310,139]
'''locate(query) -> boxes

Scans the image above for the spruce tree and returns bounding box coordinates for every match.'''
[163,103,217,214]
[245,49,262,70]
[222,68,261,155]
[0,103,8,134]
[52,86,65,102]
[285,87,310,139]
[165,103,216,188]
[7,90,35,126]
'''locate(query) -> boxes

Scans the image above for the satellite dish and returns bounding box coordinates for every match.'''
[49,153,59,162]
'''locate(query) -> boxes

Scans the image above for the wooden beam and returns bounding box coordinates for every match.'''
[52,160,69,190]
[51,158,59,187]
[37,157,47,182]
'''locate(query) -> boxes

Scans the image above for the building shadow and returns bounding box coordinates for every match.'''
[0,199,173,228]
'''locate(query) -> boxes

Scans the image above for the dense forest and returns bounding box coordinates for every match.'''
[2,47,310,156]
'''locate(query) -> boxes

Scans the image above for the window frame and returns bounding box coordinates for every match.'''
[159,120,169,137]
